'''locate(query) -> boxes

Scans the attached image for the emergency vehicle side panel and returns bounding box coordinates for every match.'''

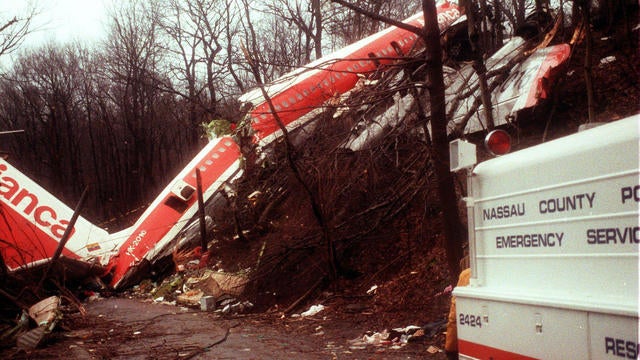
[456,298,590,359]
[455,115,640,359]
[473,167,638,313]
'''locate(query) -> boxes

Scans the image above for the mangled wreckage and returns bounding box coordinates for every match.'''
[0,0,571,292]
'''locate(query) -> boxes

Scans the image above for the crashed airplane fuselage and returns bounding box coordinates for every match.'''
[0,136,242,289]
[0,160,113,271]
[240,1,463,148]
[343,36,571,150]
[0,4,464,289]
[0,1,571,290]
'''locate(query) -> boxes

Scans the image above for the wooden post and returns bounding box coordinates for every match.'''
[37,186,89,292]
[195,169,207,253]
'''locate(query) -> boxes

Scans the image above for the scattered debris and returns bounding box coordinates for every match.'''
[6,296,64,351]
[599,55,616,66]
[346,320,448,352]
[200,295,216,311]
[219,299,253,314]
[298,304,326,318]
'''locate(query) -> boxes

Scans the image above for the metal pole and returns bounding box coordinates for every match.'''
[465,169,478,286]
[0,130,25,135]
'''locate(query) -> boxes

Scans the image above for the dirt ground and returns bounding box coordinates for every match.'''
[3,296,449,359]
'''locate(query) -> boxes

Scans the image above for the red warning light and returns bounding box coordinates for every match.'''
[484,129,511,156]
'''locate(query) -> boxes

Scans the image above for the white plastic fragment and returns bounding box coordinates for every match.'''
[300,304,325,317]
[599,56,616,66]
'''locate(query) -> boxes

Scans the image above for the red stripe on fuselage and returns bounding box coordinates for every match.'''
[108,138,241,287]
[249,2,462,145]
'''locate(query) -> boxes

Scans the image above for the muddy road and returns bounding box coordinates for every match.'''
[3,297,448,359]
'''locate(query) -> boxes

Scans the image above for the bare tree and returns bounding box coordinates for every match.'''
[240,1,317,81]
[3,44,87,202]
[422,0,465,277]
[103,1,169,206]
[325,0,419,46]
[493,0,535,36]
[463,0,495,129]
[0,3,39,59]
[240,0,339,280]
[329,0,465,277]
[262,0,324,63]
[576,0,595,123]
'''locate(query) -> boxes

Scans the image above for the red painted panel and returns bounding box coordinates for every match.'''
[459,339,539,360]
[108,137,241,288]
[0,203,79,270]
[249,1,463,145]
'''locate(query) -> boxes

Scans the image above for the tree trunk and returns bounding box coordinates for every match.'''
[423,0,464,278]
[581,0,595,123]
[464,0,495,130]
[312,0,322,59]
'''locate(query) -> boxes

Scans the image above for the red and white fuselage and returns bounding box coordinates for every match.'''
[240,1,463,148]
[107,136,242,288]
[0,136,243,290]
[0,159,112,270]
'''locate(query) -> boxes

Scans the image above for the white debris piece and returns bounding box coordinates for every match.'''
[300,304,326,317]
[599,56,616,67]
[343,92,416,151]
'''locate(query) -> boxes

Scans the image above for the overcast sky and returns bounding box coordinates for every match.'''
[2,0,111,49]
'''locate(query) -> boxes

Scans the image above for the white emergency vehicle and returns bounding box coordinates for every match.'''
[449,114,639,359]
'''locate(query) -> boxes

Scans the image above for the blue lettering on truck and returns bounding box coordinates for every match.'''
[482,203,525,220]
[496,233,564,249]
[621,185,640,204]
[587,227,640,245]
[539,192,595,214]
[605,337,639,359]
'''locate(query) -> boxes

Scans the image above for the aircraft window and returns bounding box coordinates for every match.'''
[274,105,281,111]
[206,160,213,166]
[165,196,188,213]
[218,147,226,153]
[289,97,296,104]
[297,94,303,101]
[212,153,220,159]
[282,100,289,108]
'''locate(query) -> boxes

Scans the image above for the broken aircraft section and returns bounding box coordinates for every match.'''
[0,0,571,296]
